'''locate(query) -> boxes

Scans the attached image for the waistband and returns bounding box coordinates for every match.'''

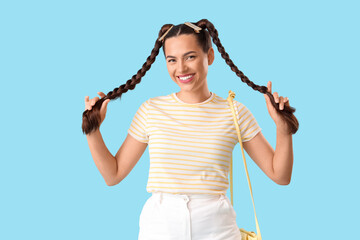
[151,191,226,204]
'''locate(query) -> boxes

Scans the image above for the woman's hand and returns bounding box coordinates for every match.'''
[264,81,291,134]
[84,92,111,125]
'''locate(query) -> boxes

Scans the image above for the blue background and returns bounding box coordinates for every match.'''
[1,0,359,239]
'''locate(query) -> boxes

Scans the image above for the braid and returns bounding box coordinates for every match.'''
[81,24,173,135]
[82,20,299,135]
[196,19,299,135]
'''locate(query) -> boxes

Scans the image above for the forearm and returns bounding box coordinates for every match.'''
[86,129,117,185]
[272,127,294,185]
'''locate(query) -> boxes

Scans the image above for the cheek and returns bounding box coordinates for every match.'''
[197,58,207,69]
[167,64,175,72]
[166,66,174,77]
[199,62,207,74]
[167,67,178,83]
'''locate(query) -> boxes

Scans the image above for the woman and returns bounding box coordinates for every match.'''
[83,19,298,240]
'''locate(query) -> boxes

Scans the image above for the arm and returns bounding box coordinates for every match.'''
[273,128,293,185]
[242,129,293,185]
[244,80,294,185]
[86,129,117,186]
[86,130,147,186]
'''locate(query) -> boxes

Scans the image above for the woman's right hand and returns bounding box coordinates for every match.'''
[84,92,111,125]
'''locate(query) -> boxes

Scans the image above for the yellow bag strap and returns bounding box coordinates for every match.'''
[227,90,262,240]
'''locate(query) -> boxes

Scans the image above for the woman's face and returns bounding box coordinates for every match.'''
[164,34,214,93]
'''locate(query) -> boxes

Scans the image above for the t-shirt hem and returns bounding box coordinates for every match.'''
[242,127,262,143]
[128,129,148,144]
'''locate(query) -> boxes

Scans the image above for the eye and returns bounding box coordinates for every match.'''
[167,55,195,63]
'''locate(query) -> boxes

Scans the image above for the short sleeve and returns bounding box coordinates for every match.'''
[234,101,262,142]
[127,100,150,143]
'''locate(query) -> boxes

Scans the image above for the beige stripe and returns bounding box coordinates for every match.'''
[147,189,225,195]
[150,166,226,175]
[149,171,228,180]
[149,141,233,152]
[148,117,236,124]
[147,181,227,188]
[242,126,261,140]
[150,159,228,169]
[132,118,146,133]
[150,153,229,164]
[133,113,146,127]
[148,129,238,141]
[148,176,228,184]
[148,122,236,130]
[131,122,145,137]
[149,137,234,146]
[128,128,146,141]
[150,147,230,158]
[149,112,234,118]
[148,104,229,110]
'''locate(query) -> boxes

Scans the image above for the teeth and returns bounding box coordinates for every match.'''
[179,75,193,80]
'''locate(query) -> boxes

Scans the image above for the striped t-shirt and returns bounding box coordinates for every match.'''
[128,91,262,195]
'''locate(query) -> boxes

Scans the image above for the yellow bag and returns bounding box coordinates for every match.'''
[227,90,263,240]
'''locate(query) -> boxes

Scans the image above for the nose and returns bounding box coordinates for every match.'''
[178,60,188,72]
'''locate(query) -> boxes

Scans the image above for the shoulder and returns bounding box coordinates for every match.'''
[139,93,175,110]
[209,92,231,105]
[215,96,248,112]
[211,92,245,105]
[147,93,178,105]
[233,99,248,111]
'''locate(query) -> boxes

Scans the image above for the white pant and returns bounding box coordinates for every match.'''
[138,192,242,240]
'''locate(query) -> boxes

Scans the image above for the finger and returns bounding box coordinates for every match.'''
[103,98,110,105]
[273,92,279,103]
[264,94,272,108]
[91,97,100,105]
[284,97,290,106]
[264,93,269,102]
[98,92,106,98]
[279,96,284,110]
[101,99,110,112]
[104,99,110,108]
[85,96,89,102]
[267,81,272,93]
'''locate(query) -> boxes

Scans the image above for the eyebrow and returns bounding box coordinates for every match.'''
[166,51,197,59]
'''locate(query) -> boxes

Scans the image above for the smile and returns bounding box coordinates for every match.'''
[177,74,195,83]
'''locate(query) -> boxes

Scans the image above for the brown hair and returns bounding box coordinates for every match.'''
[82,19,299,135]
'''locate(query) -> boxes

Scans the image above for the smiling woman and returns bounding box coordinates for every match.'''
[82,19,299,240]
[164,34,214,104]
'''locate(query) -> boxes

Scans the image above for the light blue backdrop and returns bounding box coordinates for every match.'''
[1,0,359,239]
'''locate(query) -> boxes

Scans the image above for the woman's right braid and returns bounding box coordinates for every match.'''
[196,19,299,134]
[197,19,268,94]
[81,25,172,135]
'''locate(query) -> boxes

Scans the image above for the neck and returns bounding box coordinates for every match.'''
[176,89,212,104]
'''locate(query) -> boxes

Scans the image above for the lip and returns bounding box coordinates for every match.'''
[177,73,195,78]
[177,74,195,83]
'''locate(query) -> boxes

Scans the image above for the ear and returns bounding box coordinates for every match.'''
[207,47,215,65]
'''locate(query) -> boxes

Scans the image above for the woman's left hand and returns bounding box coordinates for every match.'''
[264,81,291,134]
